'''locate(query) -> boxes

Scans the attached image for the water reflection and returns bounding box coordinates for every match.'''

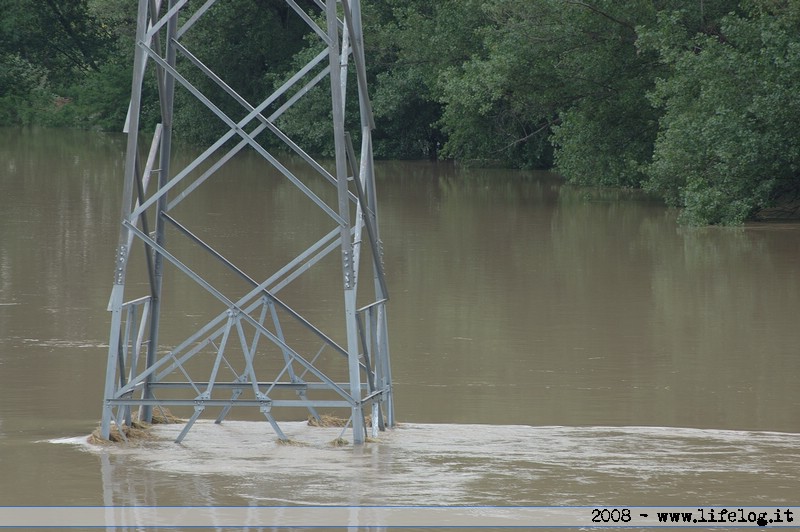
[387,165,800,432]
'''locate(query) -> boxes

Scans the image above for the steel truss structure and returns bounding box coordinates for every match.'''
[100,0,393,445]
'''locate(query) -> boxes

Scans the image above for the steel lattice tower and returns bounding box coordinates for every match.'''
[100,0,393,445]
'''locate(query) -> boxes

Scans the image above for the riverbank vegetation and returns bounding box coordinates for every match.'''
[2,0,799,224]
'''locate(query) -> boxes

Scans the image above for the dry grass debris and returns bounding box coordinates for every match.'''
[276,438,308,447]
[86,408,183,445]
[149,408,184,425]
[307,413,373,427]
[308,414,349,427]
[87,422,153,445]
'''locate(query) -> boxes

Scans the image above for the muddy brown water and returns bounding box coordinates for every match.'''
[0,127,798,511]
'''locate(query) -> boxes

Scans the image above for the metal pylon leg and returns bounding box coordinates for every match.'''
[100,0,394,445]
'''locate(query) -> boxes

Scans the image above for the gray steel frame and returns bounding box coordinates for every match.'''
[100,0,393,445]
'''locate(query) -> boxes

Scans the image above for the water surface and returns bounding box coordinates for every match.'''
[0,127,798,510]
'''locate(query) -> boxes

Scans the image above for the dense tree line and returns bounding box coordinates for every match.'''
[2,0,799,224]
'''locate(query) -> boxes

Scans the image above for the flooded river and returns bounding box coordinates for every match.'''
[0,127,798,516]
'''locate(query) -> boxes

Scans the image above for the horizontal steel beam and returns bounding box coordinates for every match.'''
[107,399,360,408]
[147,381,375,391]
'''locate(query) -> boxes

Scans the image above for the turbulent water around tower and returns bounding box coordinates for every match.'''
[0,127,798,507]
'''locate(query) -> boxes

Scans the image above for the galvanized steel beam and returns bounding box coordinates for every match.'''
[101,0,393,445]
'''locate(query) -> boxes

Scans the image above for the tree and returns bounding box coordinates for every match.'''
[368,0,485,159]
[0,0,112,83]
[272,0,486,160]
[436,0,564,168]
[641,1,800,224]
[0,0,115,126]
[171,0,316,145]
[436,1,666,173]
[548,1,662,187]
[5,0,799,226]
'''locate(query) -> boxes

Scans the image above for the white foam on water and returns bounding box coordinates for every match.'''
[48,436,94,446]
[55,421,800,506]
[21,338,108,349]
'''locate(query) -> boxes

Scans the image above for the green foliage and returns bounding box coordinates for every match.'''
[0,0,124,128]
[69,58,135,130]
[547,1,662,187]
[369,0,485,160]
[0,53,50,124]
[0,0,112,83]
[641,2,800,224]
[264,30,341,158]
[273,0,484,160]
[72,0,141,131]
[553,102,654,189]
[436,0,562,167]
[173,0,314,145]
[3,0,799,225]
[436,1,657,172]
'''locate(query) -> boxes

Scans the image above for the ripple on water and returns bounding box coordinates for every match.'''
[52,422,800,506]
